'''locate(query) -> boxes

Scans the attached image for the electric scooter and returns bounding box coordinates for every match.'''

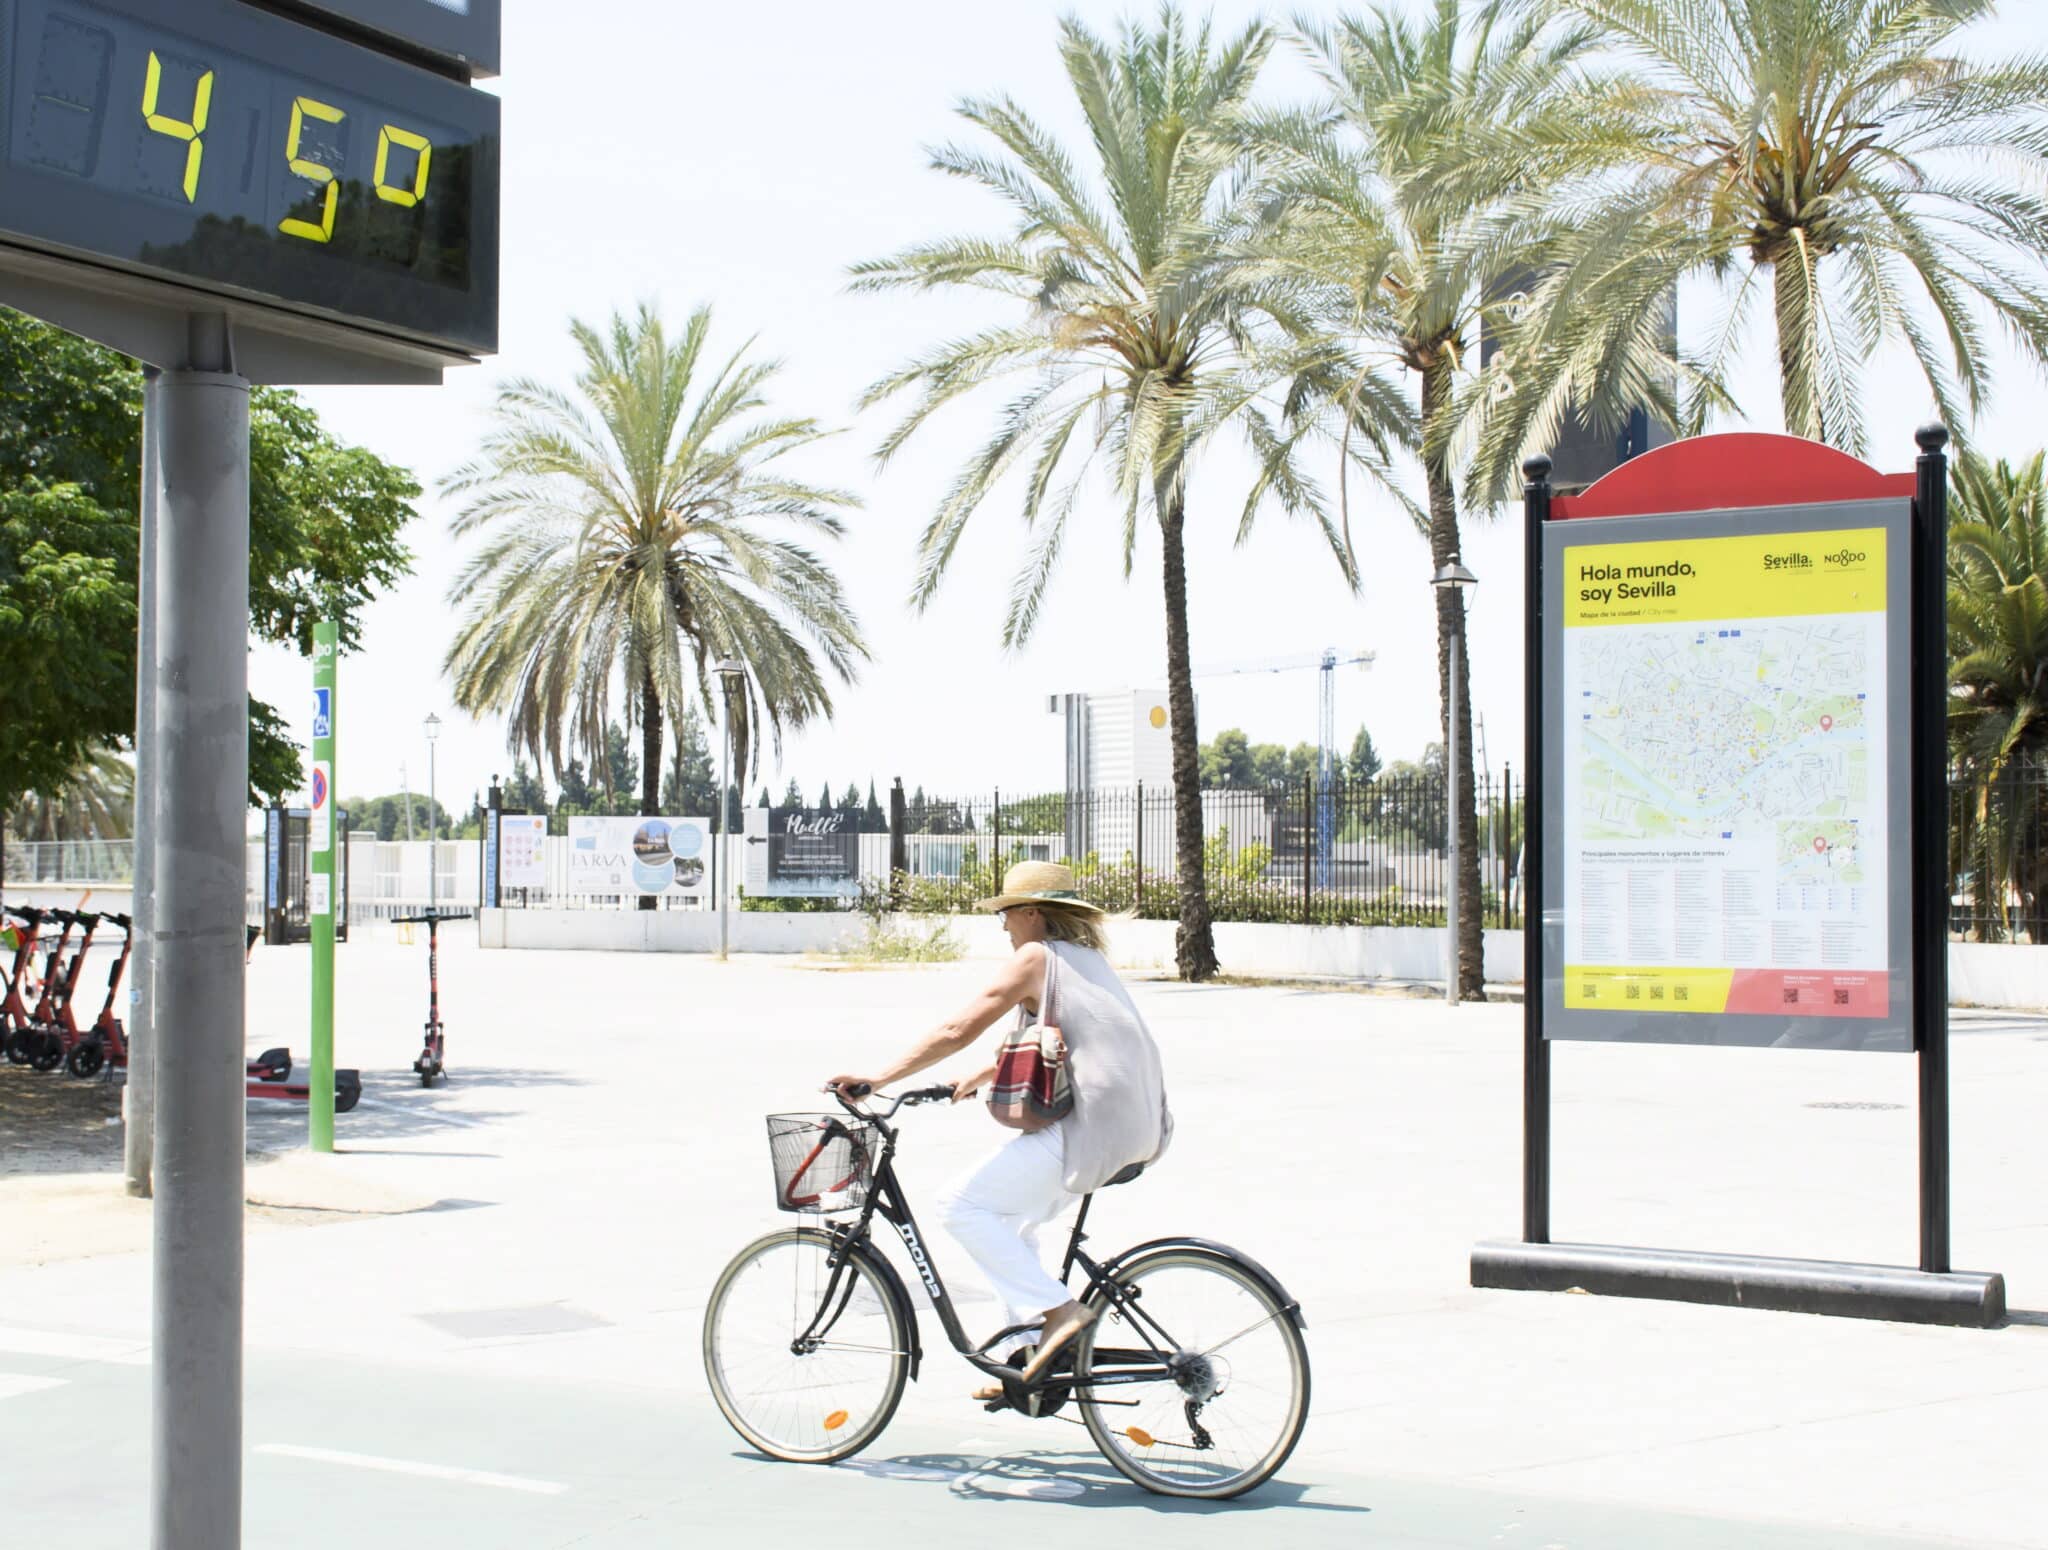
[1,905,52,1050]
[234,923,359,1109]
[63,913,133,1079]
[6,908,95,1071]
[4,906,74,1064]
[393,910,471,1086]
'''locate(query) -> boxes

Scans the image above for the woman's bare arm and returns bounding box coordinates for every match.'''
[828,943,1044,1098]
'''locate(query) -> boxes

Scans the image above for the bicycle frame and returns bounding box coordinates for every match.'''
[801,1115,1189,1398]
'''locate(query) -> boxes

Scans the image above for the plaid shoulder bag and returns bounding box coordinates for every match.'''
[986,947,1074,1132]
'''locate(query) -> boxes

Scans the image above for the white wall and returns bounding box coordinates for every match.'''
[476,910,2048,1010]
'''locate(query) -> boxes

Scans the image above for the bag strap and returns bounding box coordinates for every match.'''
[1040,941,1060,1029]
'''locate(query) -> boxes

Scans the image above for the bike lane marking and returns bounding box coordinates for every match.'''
[255,1443,567,1495]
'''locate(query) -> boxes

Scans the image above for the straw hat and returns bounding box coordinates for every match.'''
[974,860,1105,916]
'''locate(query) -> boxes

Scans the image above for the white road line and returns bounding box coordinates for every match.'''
[0,1326,150,1365]
[0,1373,69,1401]
[255,1444,567,1495]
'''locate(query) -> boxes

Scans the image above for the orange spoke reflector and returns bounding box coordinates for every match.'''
[1125,1427,1155,1448]
[823,1410,850,1432]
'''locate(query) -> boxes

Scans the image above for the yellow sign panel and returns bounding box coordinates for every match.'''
[1565,966,1736,1014]
[1564,529,1885,629]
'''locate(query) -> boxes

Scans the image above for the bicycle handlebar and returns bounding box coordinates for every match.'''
[392,911,473,924]
[827,1082,958,1120]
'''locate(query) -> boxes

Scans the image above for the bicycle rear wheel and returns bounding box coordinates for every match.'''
[702,1227,910,1465]
[1075,1246,1309,1499]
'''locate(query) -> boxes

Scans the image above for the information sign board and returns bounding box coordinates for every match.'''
[1541,499,1913,1051]
[0,0,500,356]
[498,813,545,888]
[566,816,710,900]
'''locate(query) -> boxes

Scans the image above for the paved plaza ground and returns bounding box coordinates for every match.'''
[1,930,2044,1547]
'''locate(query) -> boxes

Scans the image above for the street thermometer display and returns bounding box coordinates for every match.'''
[0,0,499,355]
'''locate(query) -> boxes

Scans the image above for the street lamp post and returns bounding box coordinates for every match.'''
[713,659,746,960]
[1431,558,1478,1007]
[424,713,441,913]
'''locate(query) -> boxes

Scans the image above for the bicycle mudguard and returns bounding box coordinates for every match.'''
[1094,1237,1307,1330]
[826,1229,925,1381]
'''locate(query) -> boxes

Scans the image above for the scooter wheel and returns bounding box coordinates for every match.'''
[4,1029,34,1065]
[65,1042,105,1079]
[29,1036,64,1073]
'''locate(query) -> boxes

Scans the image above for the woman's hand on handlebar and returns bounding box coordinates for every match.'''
[825,1076,878,1104]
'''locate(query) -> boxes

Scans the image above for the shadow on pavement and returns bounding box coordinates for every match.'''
[246,1064,588,1155]
[749,1446,1367,1515]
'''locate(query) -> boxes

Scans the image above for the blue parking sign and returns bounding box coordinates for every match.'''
[312,687,332,740]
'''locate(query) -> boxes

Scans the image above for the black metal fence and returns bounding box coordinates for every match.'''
[1948,759,2048,943]
[892,772,1523,929]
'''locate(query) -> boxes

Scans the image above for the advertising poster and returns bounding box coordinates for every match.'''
[1543,501,1912,1050]
[743,806,865,898]
[566,816,711,899]
[499,814,547,889]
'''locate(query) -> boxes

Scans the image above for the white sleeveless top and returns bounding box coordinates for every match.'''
[1022,940,1173,1193]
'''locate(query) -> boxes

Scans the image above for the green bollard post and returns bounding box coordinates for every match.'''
[309,621,338,1152]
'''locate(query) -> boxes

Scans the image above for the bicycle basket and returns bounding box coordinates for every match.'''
[766,1114,874,1215]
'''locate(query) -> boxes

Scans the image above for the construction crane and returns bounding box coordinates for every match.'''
[1191,647,1376,885]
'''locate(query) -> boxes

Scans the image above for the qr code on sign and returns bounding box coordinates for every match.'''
[1833,989,1850,1006]
[1783,988,1800,1005]
[1673,985,1690,1002]
[1625,983,1642,1000]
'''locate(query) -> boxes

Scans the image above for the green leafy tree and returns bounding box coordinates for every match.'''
[1200,728,1256,787]
[341,792,455,843]
[782,778,806,808]
[864,781,886,831]
[756,785,772,810]
[503,758,550,815]
[0,487,135,833]
[601,721,639,807]
[0,310,419,804]
[443,303,869,844]
[854,9,1407,982]
[660,704,718,815]
[1509,0,2048,453]
[1255,3,1662,996]
[1347,725,1382,783]
[1948,451,2048,937]
[8,743,134,843]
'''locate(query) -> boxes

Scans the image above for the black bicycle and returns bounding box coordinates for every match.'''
[702,1083,1310,1499]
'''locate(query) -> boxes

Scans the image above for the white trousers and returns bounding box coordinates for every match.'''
[938,1124,1078,1331]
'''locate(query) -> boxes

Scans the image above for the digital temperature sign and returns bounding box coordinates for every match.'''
[0,0,499,357]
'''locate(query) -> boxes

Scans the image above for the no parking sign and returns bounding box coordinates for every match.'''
[310,761,332,852]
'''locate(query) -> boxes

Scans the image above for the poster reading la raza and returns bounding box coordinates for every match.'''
[1559,523,1896,1026]
[567,816,711,898]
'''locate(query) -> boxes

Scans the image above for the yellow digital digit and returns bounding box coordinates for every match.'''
[279,96,346,243]
[141,51,213,202]
[373,124,432,208]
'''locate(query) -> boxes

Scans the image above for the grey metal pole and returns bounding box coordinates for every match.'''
[1446,628,1460,1008]
[718,704,732,960]
[125,367,161,1198]
[151,329,249,1550]
[428,742,438,914]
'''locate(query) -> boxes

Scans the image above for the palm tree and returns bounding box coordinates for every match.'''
[1524,0,2048,453]
[853,7,1405,981]
[1948,450,2048,939]
[1261,1,1667,996]
[443,304,868,853]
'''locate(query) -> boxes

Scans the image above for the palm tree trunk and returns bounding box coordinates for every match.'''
[1160,490,1218,981]
[1423,356,1484,999]
[638,670,663,911]
[1771,250,1825,445]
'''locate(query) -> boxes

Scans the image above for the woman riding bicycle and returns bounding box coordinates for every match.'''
[829,860,1172,1399]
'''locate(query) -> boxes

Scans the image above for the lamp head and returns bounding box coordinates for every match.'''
[1430,558,1479,592]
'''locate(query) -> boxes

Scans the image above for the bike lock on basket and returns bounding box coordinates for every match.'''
[765,1114,875,1214]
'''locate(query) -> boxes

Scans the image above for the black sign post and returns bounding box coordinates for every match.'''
[1473,428,2005,1328]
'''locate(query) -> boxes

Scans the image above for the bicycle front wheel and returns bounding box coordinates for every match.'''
[702,1227,910,1464]
[1075,1246,1309,1499]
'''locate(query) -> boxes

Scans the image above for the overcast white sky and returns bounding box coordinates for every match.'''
[258,0,2048,817]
